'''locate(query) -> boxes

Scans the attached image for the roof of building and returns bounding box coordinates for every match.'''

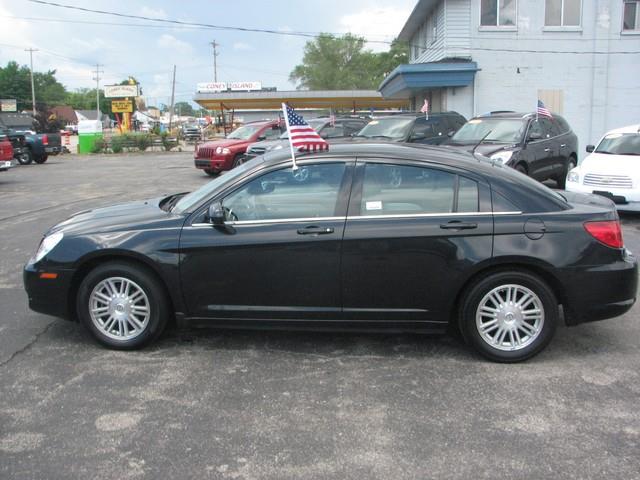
[0,112,35,129]
[378,62,479,98]
[51,105,77,124]
[398,0,440,41]
[76,110,104,121]
[193,90,409,110]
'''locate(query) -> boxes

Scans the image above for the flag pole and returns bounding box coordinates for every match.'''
[281,102,298,170]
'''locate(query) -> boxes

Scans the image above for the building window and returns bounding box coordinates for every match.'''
[481,0,517,27]
[624,1,640,30]
[545,0,581,27]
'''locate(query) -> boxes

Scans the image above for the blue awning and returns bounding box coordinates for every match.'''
[379,62,479,99]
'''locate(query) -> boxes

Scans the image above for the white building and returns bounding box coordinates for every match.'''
[380,0,640,155]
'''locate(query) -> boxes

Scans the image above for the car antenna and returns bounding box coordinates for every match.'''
[471,129,493,160]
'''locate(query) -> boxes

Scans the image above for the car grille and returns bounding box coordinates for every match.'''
[198,146,213,158]
[583,174,633,189]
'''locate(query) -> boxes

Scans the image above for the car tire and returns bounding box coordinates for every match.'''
[204,169,218,177]
[232,154,245,168]
[459,270,558,362]
[34,154,48,164]
[557,156,577,189]
[17,149,33,165]
[76,262,170,350]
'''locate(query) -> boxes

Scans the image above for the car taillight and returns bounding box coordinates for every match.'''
[584,220,623,249]
[42,134,48,145]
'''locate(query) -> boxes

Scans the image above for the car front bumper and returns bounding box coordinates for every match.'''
[194,155,233,172]
[566,182,640,212]
[562,250,638,325]
[23,263,75,320]
[0,159,14,171]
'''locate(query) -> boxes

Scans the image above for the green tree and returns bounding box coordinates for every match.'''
[174,101,195,116]
[289,35,408,90]
[66,88,110,113]
[0,61,67,110]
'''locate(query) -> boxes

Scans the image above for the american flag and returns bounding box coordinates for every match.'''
[537,100,552,118]
[420,99,429,119]
[282,103,329,153]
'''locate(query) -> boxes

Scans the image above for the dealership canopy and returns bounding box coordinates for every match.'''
[193,90,409,111]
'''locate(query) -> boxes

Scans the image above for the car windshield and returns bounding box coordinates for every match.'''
[172,160,259,213]
[278,119,325,139]
[356,117,415,140]
[595,133,640,156]
[227,124,262,140]
[451,118,527,144]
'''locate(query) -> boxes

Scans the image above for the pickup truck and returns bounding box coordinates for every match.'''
[3,128,63,164]
[0,134,15,172]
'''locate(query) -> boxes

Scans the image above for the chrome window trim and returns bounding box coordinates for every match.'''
[189,211,522,227]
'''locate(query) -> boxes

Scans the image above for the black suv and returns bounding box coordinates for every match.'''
[354,112,467,145]
[446,112,578,187]
[243,116,368,160]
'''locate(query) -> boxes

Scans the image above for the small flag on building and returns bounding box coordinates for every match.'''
[282,103,329,169]
[420,99,429,119]
[537,100,552,119]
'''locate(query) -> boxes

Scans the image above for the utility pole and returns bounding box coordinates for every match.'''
[210,40,219,82]
[168,65,176,130]
[92,64,103,122]
[25,48,38,116]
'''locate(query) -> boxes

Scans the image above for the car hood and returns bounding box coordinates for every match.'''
[200,137,251,148]
[444,143,517,157]
[578,152,640,175]
[48,197,183,236]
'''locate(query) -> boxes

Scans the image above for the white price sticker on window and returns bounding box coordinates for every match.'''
[365,201,383,211]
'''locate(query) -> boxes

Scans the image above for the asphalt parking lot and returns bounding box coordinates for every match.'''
[1,152,640,480]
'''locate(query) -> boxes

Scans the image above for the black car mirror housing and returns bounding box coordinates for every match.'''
[586,145,595,153]
[207,202,225,225]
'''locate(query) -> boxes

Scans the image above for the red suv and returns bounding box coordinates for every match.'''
[194,120,283,176]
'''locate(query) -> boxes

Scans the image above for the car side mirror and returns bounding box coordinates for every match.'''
[586,144,595,153]
[257,135,266,141]
[447,130,455,137]
[207,201,225,225]
[528,131,543,141]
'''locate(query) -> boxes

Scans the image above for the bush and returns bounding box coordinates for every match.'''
[135,134,151,151]
[91,138,106,153]
[160,132,178,151]
[111,136,125,153]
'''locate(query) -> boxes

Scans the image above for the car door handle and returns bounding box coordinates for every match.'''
[297,226,334,235]
[544,148,552,152]
[560,144,567,148]
[440,221,478,230]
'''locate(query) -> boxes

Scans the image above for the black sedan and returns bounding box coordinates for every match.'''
[24,143,637,362]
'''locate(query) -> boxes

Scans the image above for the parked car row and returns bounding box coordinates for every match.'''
[0,127,63,165]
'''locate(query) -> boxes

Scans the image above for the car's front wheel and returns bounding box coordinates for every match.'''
[17,150,33,165]
[459,270,558,362]
[203,169,218,177]
[77,262,170,349]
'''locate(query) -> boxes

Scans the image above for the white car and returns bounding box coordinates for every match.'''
[566,124,640,211]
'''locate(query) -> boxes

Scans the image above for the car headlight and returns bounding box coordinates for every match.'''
[221,148,231,155]
[567,171,579,183]
[490,151,513,164]
[33,232,64,263]
[215,146,222,154]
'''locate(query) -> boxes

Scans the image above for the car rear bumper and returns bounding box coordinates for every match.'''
[562,250,638,325]
[23,263,74,320]
[45,146,63,154]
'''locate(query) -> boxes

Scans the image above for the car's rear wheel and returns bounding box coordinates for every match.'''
[232,154,245,168]
[17,150,33,165]
[459,270,558,362]
[204,169,218,177]
[557,156,577,189]
[34,154,48,164]
[77,262,169,349]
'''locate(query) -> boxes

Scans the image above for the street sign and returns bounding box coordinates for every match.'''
[197,82,227,93]
[0,99,17,112]
[104,84,139,98]
[229,81,262,91]
[111,99,133,113]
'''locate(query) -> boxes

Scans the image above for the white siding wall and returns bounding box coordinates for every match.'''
[445,0,472,58]
[412,1,447,62]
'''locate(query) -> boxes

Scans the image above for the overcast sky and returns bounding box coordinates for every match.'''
[0,0,415,108]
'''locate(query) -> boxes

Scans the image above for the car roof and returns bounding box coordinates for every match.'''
[603,124,640,135]
[373,112,461,120]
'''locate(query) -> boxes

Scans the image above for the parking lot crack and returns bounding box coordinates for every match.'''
[0,321,55,368]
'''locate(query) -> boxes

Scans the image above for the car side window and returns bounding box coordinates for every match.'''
[528,120,545,140]
[410,119,435,140]
[320,124,345,138]
[540,118,560,138]
[346,121,366,134]
[262,127,282,140]
[360,163,460,215]
[222,163,346,221]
